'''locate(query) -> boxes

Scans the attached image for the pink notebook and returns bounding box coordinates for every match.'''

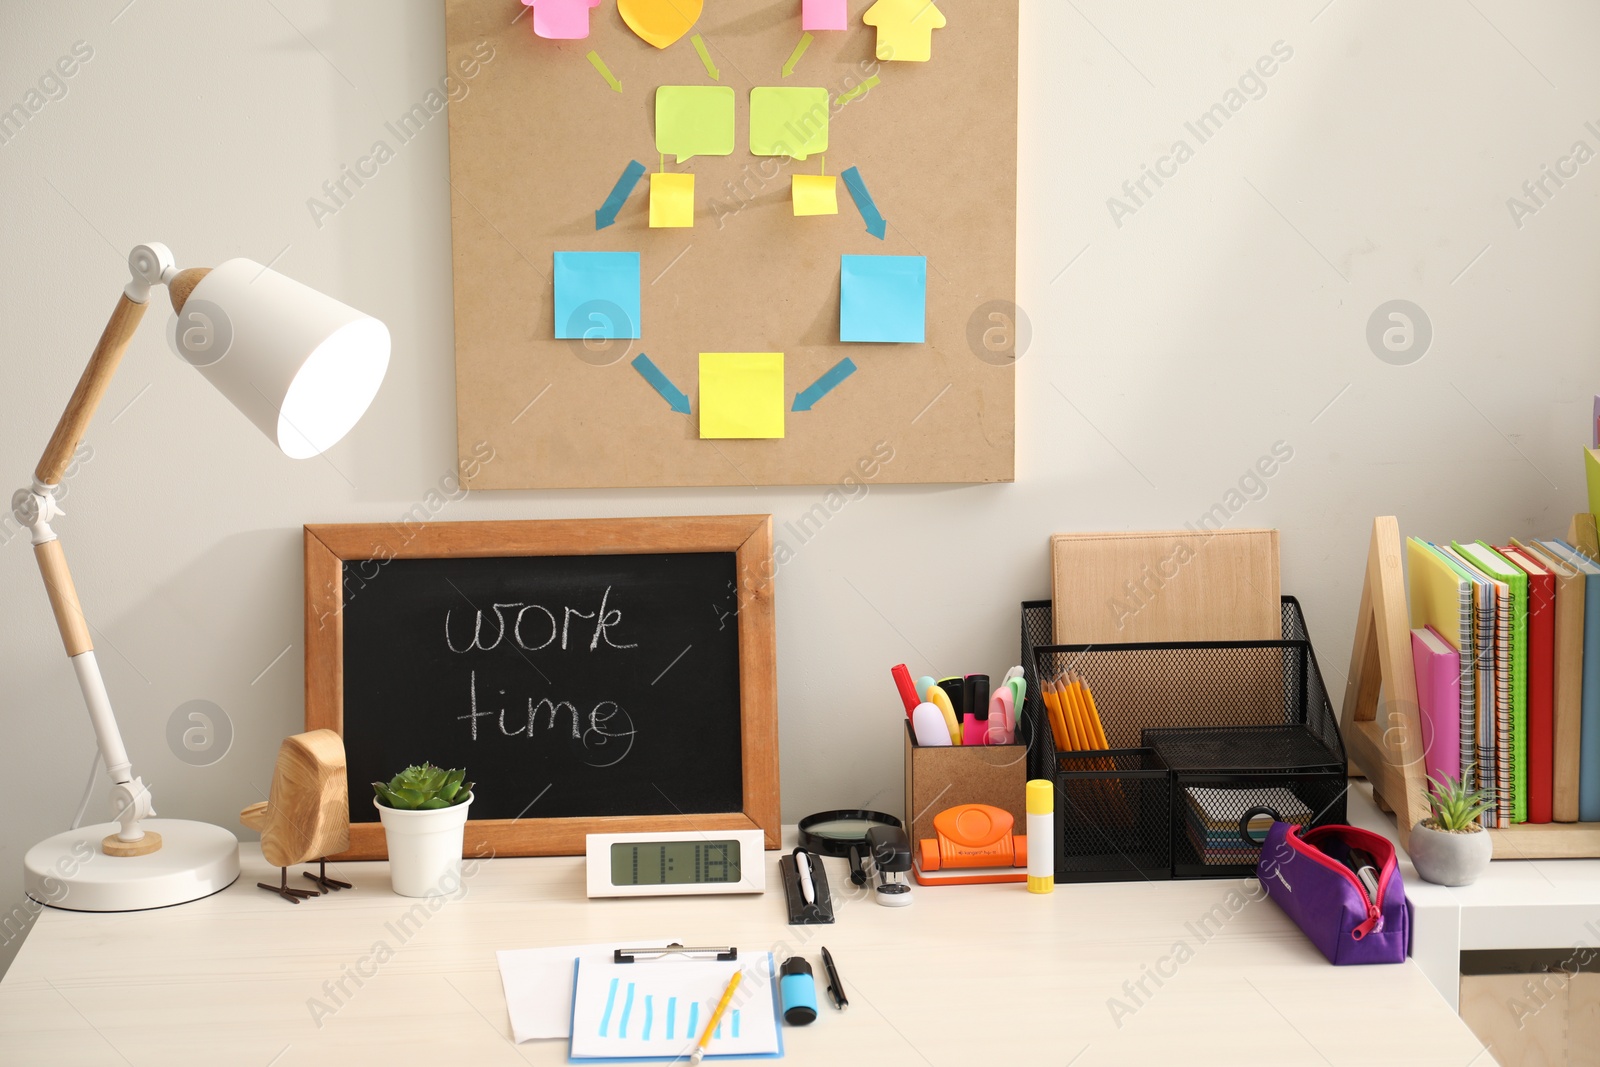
[1413,626,1462,785]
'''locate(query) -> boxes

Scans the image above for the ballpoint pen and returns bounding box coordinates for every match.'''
[795,848,816,905]
[820,946,848,1011]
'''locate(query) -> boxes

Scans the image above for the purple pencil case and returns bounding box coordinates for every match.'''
[1256,822,1410,965]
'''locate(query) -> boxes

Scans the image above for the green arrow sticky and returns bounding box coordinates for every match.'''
[587,50,622,93]
[691,34,720,81]
[836,75,881,106]
[782,33,813,78]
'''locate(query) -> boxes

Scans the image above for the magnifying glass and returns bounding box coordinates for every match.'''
[798,810,903,886]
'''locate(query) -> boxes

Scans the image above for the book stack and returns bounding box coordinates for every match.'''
[1182,786,1311,866]
[1407,536,1600,827]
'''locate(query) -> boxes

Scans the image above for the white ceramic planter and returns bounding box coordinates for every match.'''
[1409,819,1493,887]
[375,793,472,897]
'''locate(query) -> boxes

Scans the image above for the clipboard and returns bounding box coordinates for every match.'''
[569,951,784,1062]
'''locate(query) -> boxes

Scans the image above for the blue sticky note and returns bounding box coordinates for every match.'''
[554,251,641,339]
[840,255,926,343]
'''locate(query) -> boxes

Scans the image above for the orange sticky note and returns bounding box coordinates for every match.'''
[650,173,695,228]
[792,174,838,216]
[699,353,784,439]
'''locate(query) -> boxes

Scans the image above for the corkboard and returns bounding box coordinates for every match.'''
[445,0,1018,488]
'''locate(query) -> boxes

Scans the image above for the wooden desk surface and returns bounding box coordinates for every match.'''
[0,840,1484,1065]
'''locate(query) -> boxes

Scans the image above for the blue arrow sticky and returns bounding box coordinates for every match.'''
[840,166,887,240]
[631,353,691,414]
[793,358,857,411]
[596,160,647,230]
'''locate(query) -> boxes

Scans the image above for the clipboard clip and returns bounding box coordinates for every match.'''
[613,943,738,963]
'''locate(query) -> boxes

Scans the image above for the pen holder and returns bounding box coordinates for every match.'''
[902,723,1026,848]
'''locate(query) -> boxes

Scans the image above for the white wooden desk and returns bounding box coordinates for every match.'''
[1,835,1482,1065]
[1349,781,1600,1012]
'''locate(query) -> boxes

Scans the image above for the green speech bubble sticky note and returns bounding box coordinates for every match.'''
[655,85,735,163]
[750,87,830,161]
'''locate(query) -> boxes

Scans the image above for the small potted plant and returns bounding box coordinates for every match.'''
[372,763,474,897]
[1408,772,1494,887]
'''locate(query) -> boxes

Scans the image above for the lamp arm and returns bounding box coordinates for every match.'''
[15,244,205,845]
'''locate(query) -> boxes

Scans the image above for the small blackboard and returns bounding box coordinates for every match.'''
[304,517,779,858]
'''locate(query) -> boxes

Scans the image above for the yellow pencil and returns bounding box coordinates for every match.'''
[1060,675,1092,750]
[1053,677,1090,750]
[1066,677,1098,750]
[1076,672,1112,749]
[1040,679,1072,752]
[691,969,742,1065]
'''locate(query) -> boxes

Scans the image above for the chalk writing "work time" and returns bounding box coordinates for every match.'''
[446,586,639,753]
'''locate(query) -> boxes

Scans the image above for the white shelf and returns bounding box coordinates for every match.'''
[1348,781,1600,1010]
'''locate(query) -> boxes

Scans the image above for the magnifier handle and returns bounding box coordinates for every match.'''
[848,845,869,886]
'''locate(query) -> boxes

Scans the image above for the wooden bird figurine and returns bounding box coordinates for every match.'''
[240,729,352,903]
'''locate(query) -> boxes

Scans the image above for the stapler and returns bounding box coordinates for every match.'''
[913,803,1029,886]
[864,825,912,906]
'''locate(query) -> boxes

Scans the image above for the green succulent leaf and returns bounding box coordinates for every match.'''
[373,762,473,809]
[1425,769,1495,832]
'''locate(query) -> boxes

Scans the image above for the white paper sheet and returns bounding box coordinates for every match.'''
[497,940,680,1043]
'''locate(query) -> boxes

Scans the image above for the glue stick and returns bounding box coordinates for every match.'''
[1026,779,1054,894]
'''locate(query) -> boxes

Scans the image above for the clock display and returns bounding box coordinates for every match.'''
[610,840,741,886]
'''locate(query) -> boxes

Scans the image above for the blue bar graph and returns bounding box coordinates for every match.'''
[599,978,619,1037]
[618,983,636,1038]
[643,995,654,1040]
[667,997,677,1040]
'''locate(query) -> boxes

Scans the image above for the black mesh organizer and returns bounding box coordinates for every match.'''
[1019,597,1347,881]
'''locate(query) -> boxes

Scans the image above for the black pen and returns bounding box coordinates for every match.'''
[821,946,848,1011]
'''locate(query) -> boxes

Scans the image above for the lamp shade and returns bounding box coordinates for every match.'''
[167,258,390,458]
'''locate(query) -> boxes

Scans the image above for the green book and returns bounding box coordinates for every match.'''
[1454,541,1529,823]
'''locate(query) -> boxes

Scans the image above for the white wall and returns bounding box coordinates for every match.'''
[3,0,1597,975]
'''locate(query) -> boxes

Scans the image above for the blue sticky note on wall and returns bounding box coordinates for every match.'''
[554,252,642,339]
[840,255,926,343]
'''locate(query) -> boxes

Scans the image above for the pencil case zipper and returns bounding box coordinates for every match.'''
[1291,825,1396,940]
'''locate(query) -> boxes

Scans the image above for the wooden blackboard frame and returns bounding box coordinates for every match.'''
[304,515,779,859]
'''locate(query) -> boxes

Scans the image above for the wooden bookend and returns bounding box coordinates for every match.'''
[1340,517,1431,850]
[1345,514,1600,859]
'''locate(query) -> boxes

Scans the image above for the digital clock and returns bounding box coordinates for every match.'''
[585,829,767,897]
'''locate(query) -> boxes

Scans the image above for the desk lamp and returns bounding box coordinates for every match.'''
[17,243,389,911]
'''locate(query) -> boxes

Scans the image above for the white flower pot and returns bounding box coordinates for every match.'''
[375,793,472,897]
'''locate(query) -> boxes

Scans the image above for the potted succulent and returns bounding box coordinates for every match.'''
[373,763,474,897]
[1408,772,1494,887]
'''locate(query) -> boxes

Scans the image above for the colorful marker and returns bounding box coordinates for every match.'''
[890,663,920,718]
[912,702,953,746]
[937,677,966,723]
[987,687,1014,745]
[923,684,961,745]
[961,675,990,746]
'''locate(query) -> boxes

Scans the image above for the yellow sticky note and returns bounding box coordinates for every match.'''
[700,353,785,439]
[863,0,947,63]
[650,173,695,228]
[792,174,838,216]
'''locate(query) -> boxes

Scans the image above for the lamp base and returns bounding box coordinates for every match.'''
[24,819,240,912]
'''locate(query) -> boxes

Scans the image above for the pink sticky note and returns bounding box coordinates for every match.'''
[802,0,849,32]
[525,0,603,40]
